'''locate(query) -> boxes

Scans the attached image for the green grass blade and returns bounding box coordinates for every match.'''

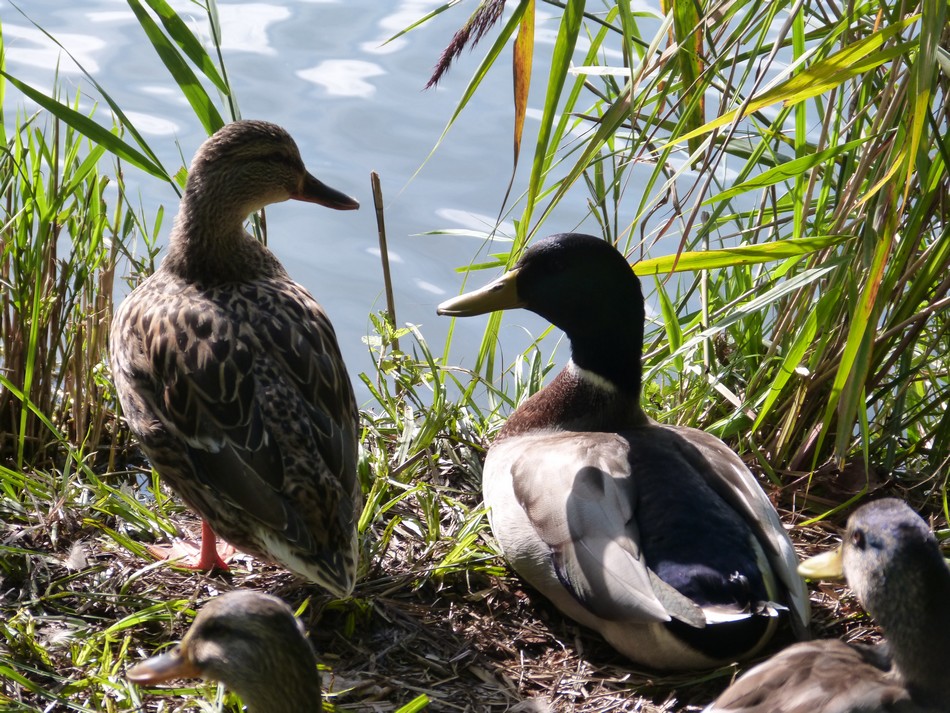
[126,0,225,134]
[750,301,819,432]
[704,138,870,205]
[524,0,585,225]
[671,0,703,157]
[60,142,108,197]
[383,1,462,46]
[654,276,683,373]
[0,71,167,179]
[0,369,67,445]
[0,19,6,138]
[906,0,944,198]
[394,694,431,712]
[140,0,229,93]
[817,223,895,464]
[634,235,849,275]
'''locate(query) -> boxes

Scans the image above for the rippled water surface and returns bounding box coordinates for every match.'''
[2,0,600,399]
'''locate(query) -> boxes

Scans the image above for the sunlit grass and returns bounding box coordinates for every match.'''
[2,0,949,711]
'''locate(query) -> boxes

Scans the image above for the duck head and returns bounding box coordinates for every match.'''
[183,120,359,219]
[127,590,322,713]
[438,233,645,393]
[799,498,950,707]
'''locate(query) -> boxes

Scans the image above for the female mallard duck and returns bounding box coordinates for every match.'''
[110,120,361,596]
[437,233,809,670]
[705,498,949,712]
[127,590,321,713]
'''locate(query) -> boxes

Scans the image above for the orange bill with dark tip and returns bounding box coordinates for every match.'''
[294,172,359,210]
[126,646,202,684]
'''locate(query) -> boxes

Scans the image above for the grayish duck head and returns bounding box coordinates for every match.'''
[128,590,322,713]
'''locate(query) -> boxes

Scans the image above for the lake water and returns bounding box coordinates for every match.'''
[2,0,625,402]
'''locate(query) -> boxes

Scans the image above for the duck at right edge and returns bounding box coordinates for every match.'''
[705,498,949,712]
[437,233,810,671]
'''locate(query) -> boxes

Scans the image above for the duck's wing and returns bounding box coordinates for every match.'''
[703,640,914,713]
[113,288,281,515]
[111,278,359,589]
[252,281,360,496]
[658,424,810,634]
[500,432,705,626]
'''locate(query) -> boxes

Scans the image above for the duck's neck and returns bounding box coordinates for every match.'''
[871,549,950,705]
[497,359,647,440]
[241,680,322,713]
[163,187,283,284]
[570,328,643,394]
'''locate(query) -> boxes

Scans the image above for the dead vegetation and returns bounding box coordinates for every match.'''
[3,427,940,712]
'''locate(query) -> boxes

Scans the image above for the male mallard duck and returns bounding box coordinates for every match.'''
[110,120,361,596]
[127,590,321,712]
[705,498,949,712]
[437,233,809,670]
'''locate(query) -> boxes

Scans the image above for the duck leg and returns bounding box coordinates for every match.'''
[194,520,234,571]
[147,520,235,572]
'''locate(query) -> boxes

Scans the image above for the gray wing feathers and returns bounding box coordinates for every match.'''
[704,640,914,713]
[510,434,700,625]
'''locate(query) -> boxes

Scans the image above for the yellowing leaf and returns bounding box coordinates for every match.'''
[633,235,850,275]
[663,16,918,149]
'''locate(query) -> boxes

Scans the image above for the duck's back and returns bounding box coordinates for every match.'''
[639,424,807,614]
[111,265,360,591]
[704,639,926,713]
[483,422,804,669]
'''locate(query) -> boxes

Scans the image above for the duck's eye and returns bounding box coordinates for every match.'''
[851,529,866,549]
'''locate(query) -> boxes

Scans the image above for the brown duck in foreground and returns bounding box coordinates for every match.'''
[704,498,950,713]
[437,233,809,670]
[110,120,361,596]
[127,590,321,713]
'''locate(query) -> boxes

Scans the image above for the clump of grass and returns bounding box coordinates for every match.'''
[0,106,139,470]
[359,316,501,583]
[0,95,172,709]
[418,0,950,511]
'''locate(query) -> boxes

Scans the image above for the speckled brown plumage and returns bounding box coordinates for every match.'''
[110,120,361,596]
[704,499,949,713]
[127,590,322,713]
